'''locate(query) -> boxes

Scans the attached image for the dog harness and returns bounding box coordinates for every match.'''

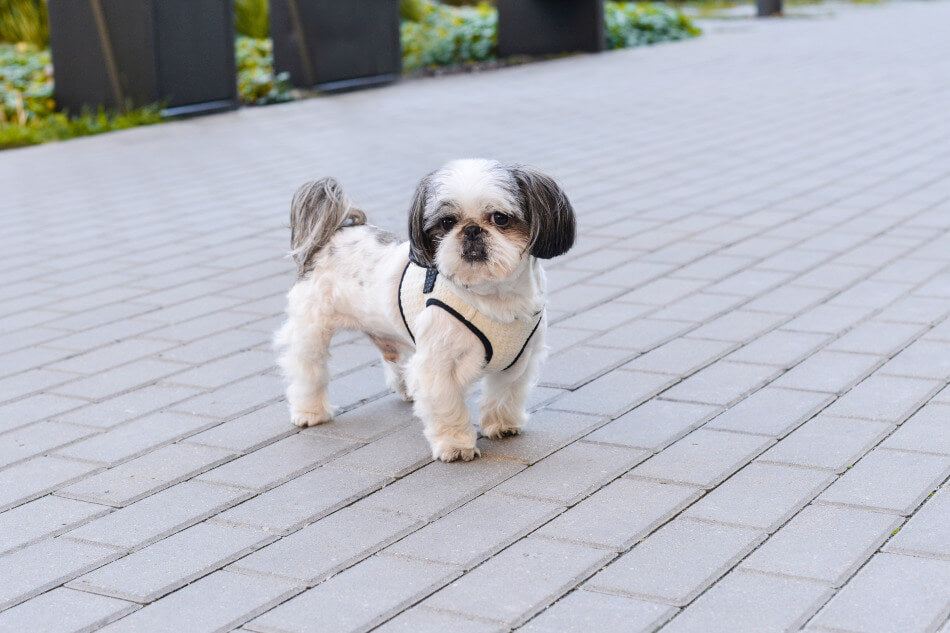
[398,262,542,372]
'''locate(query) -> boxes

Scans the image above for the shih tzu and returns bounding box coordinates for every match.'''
[275,159,575,462]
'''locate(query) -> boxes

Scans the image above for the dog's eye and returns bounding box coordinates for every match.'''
[441,217,457,231]
[491,212,510,227]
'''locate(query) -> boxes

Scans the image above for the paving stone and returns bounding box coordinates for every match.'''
[98,569,301,633]
[68,521,272,603]
[882,403,950,455]
[550,370,675,418]
[621,337,735,377]
[373,607,506,633]
[172,373,284,419]
[817,448,950,515]
[630,429,773,489]
[246,555,458,633]
[808,553,950,633]
[783,304,873,335]
[773,350,884,394]
[214,466,389,534]
[585,519,764,606]
[423,537,612,627]
[0,455,101,512]
[687,310,788,344]
[742,504,903,586]
[306,395,415,442]
[0,537,120,610]
[662,361,779,406]
[64,481,251,550]
[536,478,701,550]
[825,374,940,423]
[0,495,110,555]
[54,384,202,429]
[521,589,676,633]
[705,386,832,437]
[58,443,234,507]
[329,424,431,478]
[725,329,830,368]
[879,339,950,380]
[761,414,892,472]
[196,433,353,492]
[230,505,420,583]
[0,392,88,434]
[555,301,650,331]
[51,358,188,401]
[0,587,138,633]
[586,318,695,352]
[649,293,744,323]
[362,458,524,520]
[826,320,926,355]
[55,411,218,465]
[660,571,830,633]
[0,420,97,468]
[493,441,647,505]
[885,486,950,559]
[539,345,633,390]
[683,462,833,531]
[386,493,562,568]
[184,402,297,453]
[585,399,719,451]
[478,409,606,465]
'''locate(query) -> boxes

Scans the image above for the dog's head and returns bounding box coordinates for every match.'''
[408,159,575,287]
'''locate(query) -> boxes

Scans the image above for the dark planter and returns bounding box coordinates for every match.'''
[47,0,238,117]
[497,0,606,57]
[757,0,783,16]
[270,0,401,92]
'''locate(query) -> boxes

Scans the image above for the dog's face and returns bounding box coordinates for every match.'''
[408,159,576,287]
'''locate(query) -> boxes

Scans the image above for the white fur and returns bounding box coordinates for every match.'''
[276,159,564,462]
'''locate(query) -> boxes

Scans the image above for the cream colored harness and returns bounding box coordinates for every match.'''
[398,262,542,372]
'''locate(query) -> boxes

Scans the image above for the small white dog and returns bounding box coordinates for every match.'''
[275,159,575,462]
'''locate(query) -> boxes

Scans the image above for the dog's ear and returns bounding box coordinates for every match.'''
[512,166,576,259]
[408,173,437,267]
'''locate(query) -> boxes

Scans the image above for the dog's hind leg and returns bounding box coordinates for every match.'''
[370,336,412,402]
[277,316,335,427]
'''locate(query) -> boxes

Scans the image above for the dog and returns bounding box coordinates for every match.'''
[275,158,575,462]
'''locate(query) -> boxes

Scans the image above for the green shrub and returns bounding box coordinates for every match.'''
[233,0,270,39]
[0,43,53,124]
[235,35,293,105]
[0,105,166,149]
[605,2,701,49]
[401,1,497,73]
[0,0,48,46]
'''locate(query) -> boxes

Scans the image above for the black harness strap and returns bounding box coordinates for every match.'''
[425,298,493,365]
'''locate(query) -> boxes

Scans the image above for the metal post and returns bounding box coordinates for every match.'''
[757,0,783,17]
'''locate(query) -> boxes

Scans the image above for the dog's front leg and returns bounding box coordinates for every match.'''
[407,313,484,462]
[277,318,335,427]
[479,328,544,439]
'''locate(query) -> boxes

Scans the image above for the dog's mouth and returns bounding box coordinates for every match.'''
[461,248,488,263]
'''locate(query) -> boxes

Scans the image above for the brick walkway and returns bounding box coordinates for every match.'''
[2,2,949,631]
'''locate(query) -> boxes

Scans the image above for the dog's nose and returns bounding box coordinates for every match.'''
[463,225,482,239]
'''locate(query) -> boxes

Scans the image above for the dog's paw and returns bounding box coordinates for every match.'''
[291,408,334,427]
[435,445,481,462]
[480,411,526,440]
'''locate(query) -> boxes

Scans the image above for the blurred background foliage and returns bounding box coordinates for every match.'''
[0,0,700,148]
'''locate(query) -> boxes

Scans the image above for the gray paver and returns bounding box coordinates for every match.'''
[725,329,829,368]
[682,462,833,531]
[214,466,390,534]
[824,374,940,423]
[246,555,458,633]
[0,456,101,512]
[328,424,431,478]
[58,443,235,507]
[772,350,883,394]
[585,398,718,451]
[807,553,950,633]
[550,369,675,418]
[184,402,297,453]
[195,433,353,492]
[885,486,950,559]
[741,504,902,586]
[882,403,950,455]
[306,395,415,442]
[493,441,648,505]
[536,478,701,550]
[660,571,831,633]
[521,589,676,633]
[0,587,138,633]
[385,493,562,568]
[478,409,606,465]
[64,480,251,550]
[761,414,893,472]
[622,337,735,377]
[630,429,773,489]
[423,537,613,627]
[0,495,110,554]
[585,519,764,606]
[662,361,780,406]
[230,506,420,583]
[97,570,301,633]
[0,537,120,610]
[817,448,950,515]
[0,420,97,468]
[705,386,832,437]
[68,521,272,602]
[373,608,505,633]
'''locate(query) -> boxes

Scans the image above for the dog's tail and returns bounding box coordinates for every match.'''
[289,178,367,278]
